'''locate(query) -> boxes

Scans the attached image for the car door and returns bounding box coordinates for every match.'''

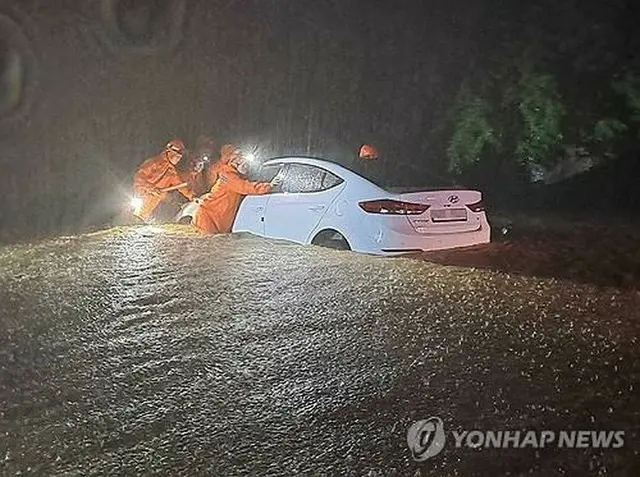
[231,164,282,236]
[263,164,345,244]
[232,195,269,235]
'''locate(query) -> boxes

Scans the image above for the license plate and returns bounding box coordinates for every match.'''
[431,208,467,222]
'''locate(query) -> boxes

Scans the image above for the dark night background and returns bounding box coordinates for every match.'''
[1,0,639,240]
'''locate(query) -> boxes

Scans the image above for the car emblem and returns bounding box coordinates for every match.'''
[448,195,460,204]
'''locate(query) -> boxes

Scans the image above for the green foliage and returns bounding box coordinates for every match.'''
[447,70,567,175]
[442,1,640,180]
[446,94,496,173]
[516,72,565,167]
[593,118,628,143]
[583,77,639,151]
[612,75,640,122]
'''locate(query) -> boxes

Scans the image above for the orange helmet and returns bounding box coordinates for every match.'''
[165,138,186,155]
[359,144,379,160]
[220,144,241,164]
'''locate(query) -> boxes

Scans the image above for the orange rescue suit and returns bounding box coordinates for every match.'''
[193,163,271,234]
[204,146,236,190]
[133,153,195,221]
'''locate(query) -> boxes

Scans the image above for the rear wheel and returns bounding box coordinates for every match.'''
[311,230,351,251]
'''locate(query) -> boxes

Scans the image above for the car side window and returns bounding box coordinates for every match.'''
[252,164,281,182]
[281,164,343,193]
[321,170,343,190]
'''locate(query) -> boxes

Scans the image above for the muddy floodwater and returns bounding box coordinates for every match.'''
[1,226,639,476]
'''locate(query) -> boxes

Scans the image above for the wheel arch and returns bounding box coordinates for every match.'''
[309,227,352,249]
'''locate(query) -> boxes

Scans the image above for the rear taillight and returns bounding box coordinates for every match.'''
[358,199,430,215]
[466,199,485,212]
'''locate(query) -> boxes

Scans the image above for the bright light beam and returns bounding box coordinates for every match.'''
[130,196,143,216]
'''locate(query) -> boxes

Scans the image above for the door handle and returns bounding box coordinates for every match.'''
[308,205,325,212]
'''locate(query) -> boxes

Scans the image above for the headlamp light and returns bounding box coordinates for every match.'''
[131,197,143,215]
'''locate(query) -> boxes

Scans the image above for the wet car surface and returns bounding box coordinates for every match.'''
[1,226,639,476]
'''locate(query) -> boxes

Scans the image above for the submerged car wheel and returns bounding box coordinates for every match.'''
[311,230,351,251]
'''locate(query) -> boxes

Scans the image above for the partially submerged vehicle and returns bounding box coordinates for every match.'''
[179,157,490,255]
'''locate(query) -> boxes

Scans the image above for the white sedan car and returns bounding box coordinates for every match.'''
[179,157,490,255]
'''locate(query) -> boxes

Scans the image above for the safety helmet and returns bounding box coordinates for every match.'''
[220,144,241,164]
[220,143,240,156]
[359,144,379,160]
[165,138,186,155]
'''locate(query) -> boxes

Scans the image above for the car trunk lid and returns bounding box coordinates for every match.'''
[397,189,483,233]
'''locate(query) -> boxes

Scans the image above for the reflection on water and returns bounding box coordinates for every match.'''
[0,226,638,476]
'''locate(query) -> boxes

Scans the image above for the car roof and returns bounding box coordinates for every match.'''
[263,156,342,172]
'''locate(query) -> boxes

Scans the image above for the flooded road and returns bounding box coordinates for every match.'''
[1,226,639,476]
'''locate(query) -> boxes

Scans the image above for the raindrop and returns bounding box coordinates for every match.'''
[115,0,170,45]
[100,0,186,54]
[0,42,23,113]
[0,14,34,119]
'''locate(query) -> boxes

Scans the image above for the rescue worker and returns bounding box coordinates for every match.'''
[192,149,277,234]
[353,143,381,184]
[205,143,240,189]
[133,138,196,222]
[359,144,379,161]
[181,135,215,196]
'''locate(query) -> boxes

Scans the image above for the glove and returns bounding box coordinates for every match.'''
[193,160,205,173]
[270,174,284,189]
